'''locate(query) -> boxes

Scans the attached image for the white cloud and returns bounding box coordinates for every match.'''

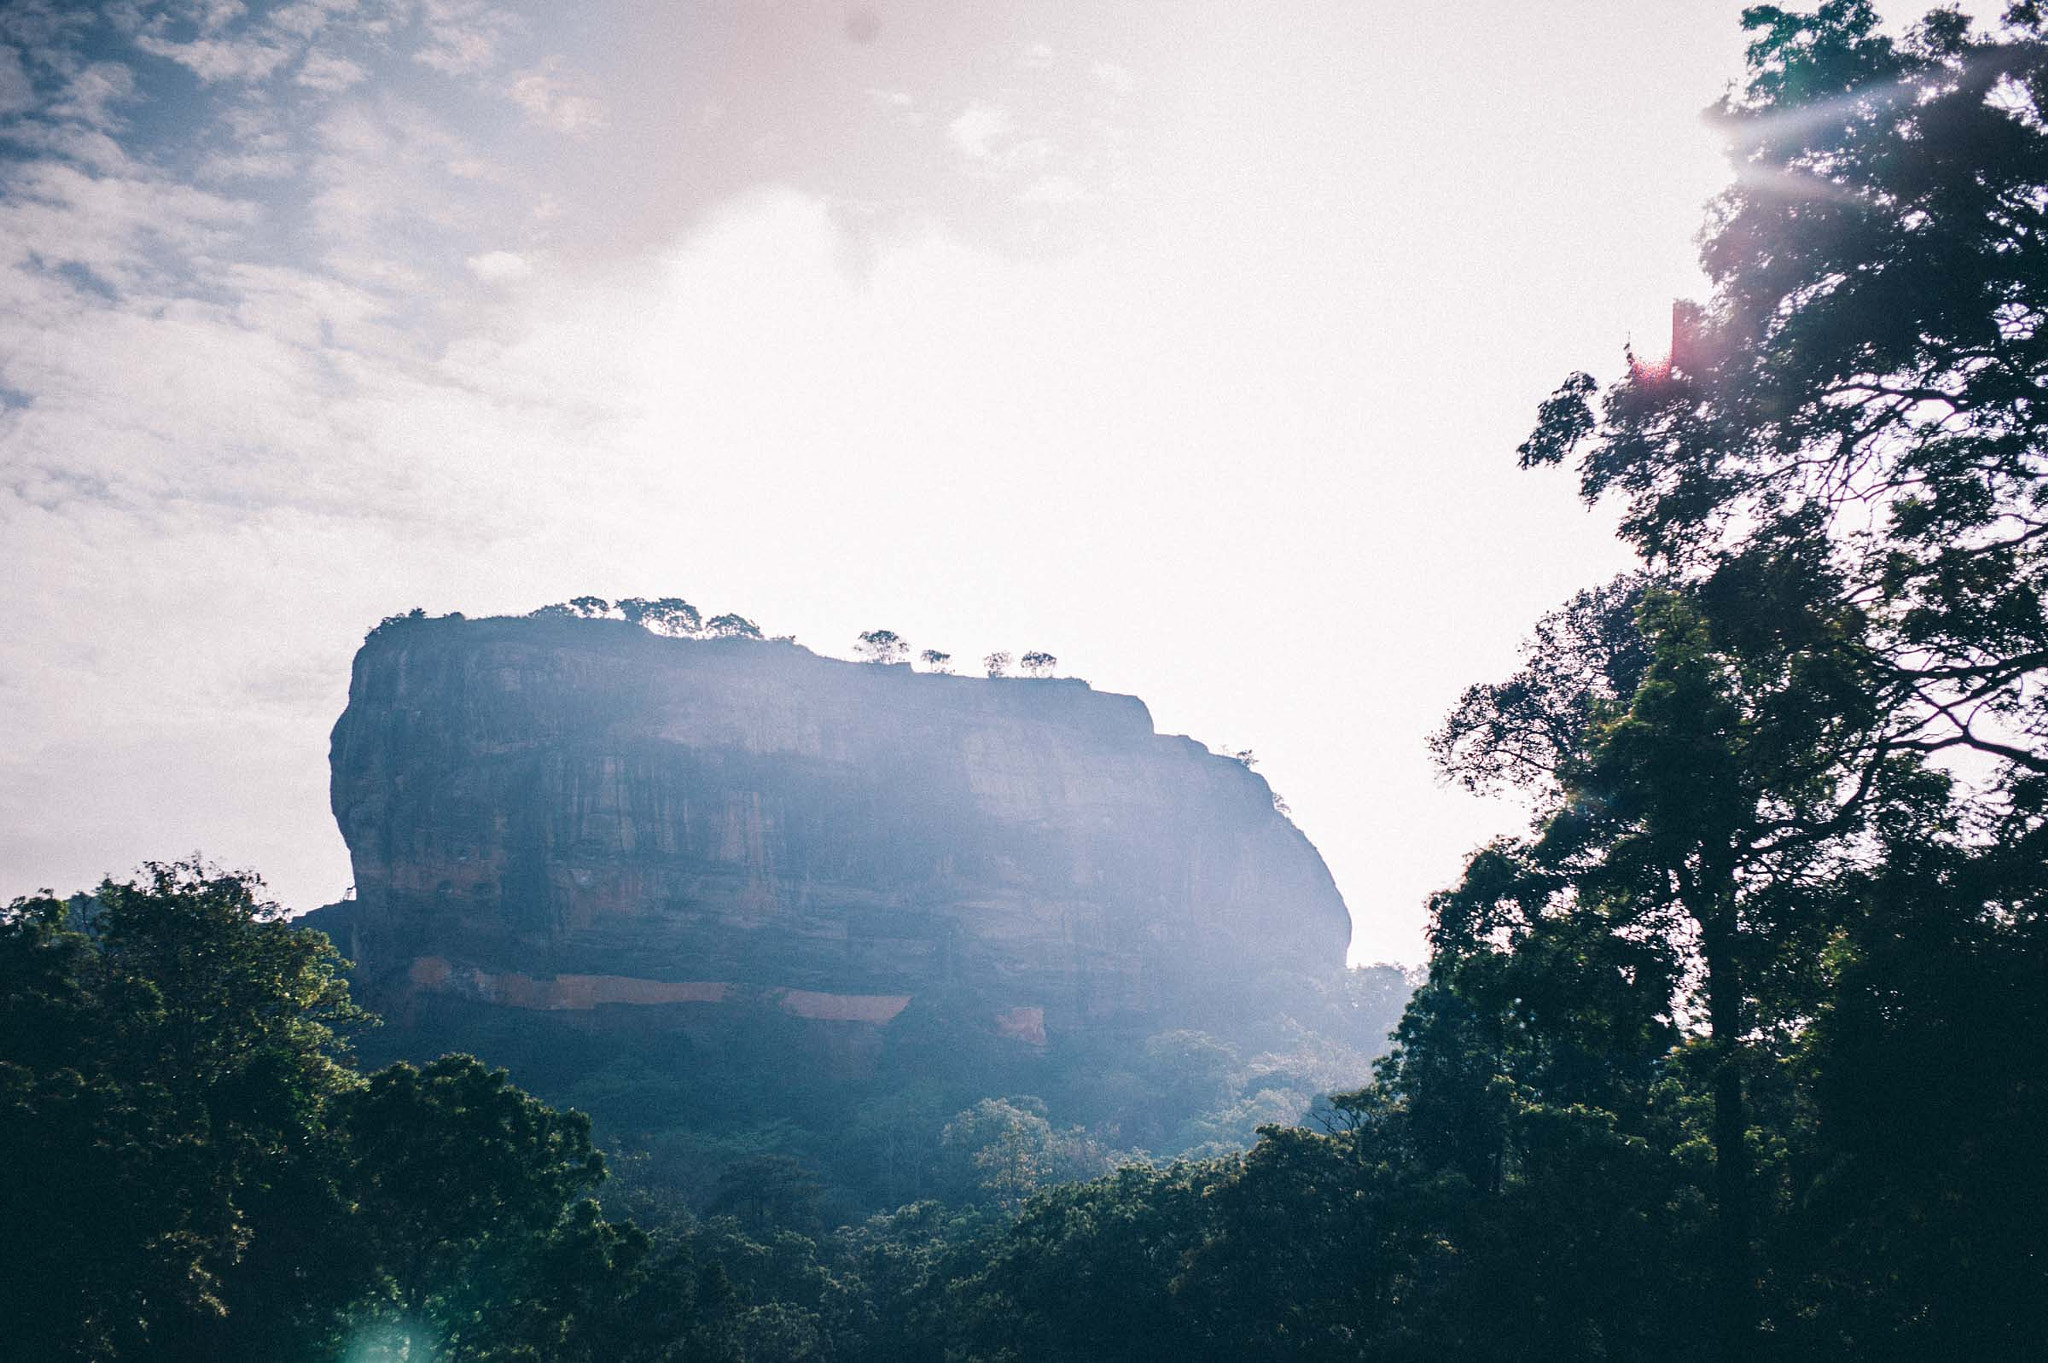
[0,160,256,292]
[947,102,1010,160]
[506,64,604,133]
[197,103,298,180]
[270,0,366,41]
[415,27,494,75]
[1017,174,1084,204]
[465,248,530,282]
[297,49,368,92]
[304,98,521,289]
[1090,59,1134,95]
[0,123,137,176]
[134,34,293,84]
[224,262,388,348]
[50,62,138,130]
[198,0,252,29]
[199,145,300,179]
[414,0,518,76]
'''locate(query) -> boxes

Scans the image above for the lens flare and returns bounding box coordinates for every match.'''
[1627,300,1683,383]
[341,1321,425,1362]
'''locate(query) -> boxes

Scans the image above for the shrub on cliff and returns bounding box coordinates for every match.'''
[619,596,702,637]
[705,613,764,639]
[854,629,910,664]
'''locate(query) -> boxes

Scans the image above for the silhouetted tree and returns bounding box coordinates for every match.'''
[368,607,431,639]
[627,597,701,637]
[855,629,910,665]
[1019,650,1056,678]
[704,614,762,640]
[983,651,1011,678]
[1520,3,2048,800]
[919,649,953,674]
[1496,8,2048,1352]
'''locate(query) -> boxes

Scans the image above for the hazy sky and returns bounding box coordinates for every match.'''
[0,1,1956,963]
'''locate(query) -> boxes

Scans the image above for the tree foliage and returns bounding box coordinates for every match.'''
[855,629,910,665]
[704,613,764,640]
[620,596,703,638]
[1523,0,2048,791]
[0,865,744,1362]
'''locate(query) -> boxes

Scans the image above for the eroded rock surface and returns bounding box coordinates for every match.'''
[323,615,1351,1056]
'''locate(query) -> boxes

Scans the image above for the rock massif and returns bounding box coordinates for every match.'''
[322,615,1351,1060]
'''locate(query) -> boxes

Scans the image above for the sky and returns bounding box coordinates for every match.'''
[0,0,1961,964]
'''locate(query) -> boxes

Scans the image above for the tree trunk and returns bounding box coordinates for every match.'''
[1701,908,1751,1363]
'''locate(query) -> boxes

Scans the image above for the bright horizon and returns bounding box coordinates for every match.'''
[0,0,1964,964]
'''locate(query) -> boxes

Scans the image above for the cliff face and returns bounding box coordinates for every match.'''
[326,616,1351,1054]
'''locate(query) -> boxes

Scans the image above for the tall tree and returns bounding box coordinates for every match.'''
[1434,582,1915,1358]
[1504,12,2048,1347]
[1520,2,2048,795]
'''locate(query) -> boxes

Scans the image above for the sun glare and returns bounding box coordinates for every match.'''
[1626,299,1680,382]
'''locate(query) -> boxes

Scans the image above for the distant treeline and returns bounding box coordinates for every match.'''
[0,862,1412,1361]
[371,601,1062,678]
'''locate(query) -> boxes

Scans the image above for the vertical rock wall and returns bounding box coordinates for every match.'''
[326,615,1352,1051]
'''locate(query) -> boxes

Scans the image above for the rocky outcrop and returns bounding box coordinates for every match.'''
[322,615,1351,1057]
